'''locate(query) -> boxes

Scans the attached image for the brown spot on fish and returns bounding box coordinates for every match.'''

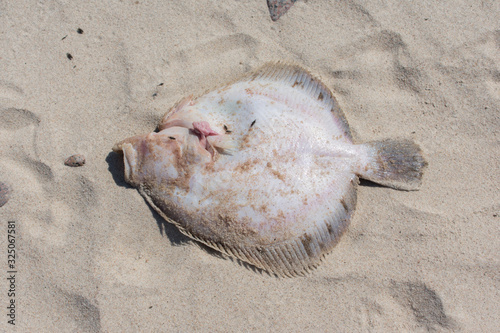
[0,182,12,207]
[64,154,85,167]
[215,213,259,239]
[326,222,334,236]
[301,233,314,257]
[292,80,301,88]
[218,85,232,93]
[218,213,236,227]
[236,158,259,173]
[318,92,324,101]
[266,162,272,168]
[270,168,285,182]
[241,131,253,148]
[340,198,348,212]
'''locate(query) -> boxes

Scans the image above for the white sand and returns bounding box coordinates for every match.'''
[0,1,498,331]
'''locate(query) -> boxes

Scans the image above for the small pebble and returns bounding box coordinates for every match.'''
[0,182,12,207]
[65,154,86,167]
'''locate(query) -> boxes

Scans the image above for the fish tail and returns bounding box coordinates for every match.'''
[357,139,427,191]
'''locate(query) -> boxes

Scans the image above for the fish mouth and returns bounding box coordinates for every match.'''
[112,141,138,185]
[112,135,149,185]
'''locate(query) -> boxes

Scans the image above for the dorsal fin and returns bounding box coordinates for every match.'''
[242,62,352,140]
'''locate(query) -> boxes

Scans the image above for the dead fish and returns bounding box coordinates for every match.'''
[64,154,85,167]
[113,63,427,277]
[0,182,12,208]
[268,0,297,21]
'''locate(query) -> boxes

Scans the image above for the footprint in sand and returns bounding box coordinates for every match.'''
[334,29,423,93]
[163,33,260,91]
[310,276,457,331]
[0,81,102,327]
[0,83,98,246]
[390,281,456,331]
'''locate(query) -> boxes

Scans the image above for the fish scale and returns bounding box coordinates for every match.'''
[113,63,427,276]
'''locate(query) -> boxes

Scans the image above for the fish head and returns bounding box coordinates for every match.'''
[113,126,213,188]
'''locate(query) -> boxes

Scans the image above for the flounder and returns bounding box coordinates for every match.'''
[113,63,427,277]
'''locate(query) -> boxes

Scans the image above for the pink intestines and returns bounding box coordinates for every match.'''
[192,121,219,151]
[192,121,219,137]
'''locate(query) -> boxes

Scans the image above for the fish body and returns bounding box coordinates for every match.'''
[113,63,426,276]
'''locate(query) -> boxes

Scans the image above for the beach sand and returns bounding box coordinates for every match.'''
[0,1,498,331]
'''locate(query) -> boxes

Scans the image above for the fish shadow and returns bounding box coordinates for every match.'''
[105,151,129,189]
[359,179,385,188]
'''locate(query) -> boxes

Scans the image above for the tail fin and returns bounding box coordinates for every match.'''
[357,139,427,191]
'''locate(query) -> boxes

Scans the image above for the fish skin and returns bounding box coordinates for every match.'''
[267,0,298,21]
[113,63,427,277]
